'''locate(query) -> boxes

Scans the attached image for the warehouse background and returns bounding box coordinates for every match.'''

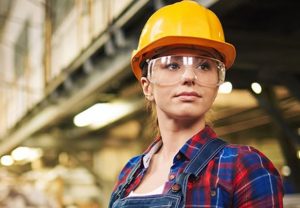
[0,0,299,207]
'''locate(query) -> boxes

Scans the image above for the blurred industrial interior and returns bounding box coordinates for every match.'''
[0,0,299,207]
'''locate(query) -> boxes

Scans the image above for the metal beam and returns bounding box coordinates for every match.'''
[226,30,300,73]
[250,87,300,192]
[44,0,150,95]
[0,46,133,156]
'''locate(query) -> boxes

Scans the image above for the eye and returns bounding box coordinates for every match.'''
[162,62,180,71]
[197,62,211,71]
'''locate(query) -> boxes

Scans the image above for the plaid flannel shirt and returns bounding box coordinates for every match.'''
[111,126,283,207]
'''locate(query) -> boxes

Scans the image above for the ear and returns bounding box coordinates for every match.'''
[141,77,154,101]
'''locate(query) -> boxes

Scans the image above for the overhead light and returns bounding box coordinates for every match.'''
[1,155,14,166]
[297,150,300,159]
[281,165,291,177]
[73,101,134,128]
[218,81,232,94]
[251,82,262,94]
[11,147,43,162]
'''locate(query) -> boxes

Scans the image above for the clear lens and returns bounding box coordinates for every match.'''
[147,55,225,87]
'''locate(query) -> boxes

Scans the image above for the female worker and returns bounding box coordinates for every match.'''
[109,1,283,207]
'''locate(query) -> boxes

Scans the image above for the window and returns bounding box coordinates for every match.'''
[14,21,29,78]
[51,0,75,32]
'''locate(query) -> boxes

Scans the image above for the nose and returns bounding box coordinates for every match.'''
[181,67,197,84]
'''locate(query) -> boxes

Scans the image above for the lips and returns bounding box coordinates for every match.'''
[174,92,202,102]
[175,91,201,97]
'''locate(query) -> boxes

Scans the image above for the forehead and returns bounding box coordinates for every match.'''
[155,46,221,59]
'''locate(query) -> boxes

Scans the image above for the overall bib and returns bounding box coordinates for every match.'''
[110,138,227,208]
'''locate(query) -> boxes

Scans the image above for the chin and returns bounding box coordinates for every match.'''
[171,112,206,120]
[178,106,207,115]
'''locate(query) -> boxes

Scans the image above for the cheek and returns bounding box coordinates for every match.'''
[204,88,218,105]
[152,87,171,104]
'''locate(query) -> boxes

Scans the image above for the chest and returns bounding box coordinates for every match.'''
[184,171,233,207]
[133,159,234,206]
[134,155,173,193]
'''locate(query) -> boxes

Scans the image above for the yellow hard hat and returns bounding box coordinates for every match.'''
[131,0,236,80]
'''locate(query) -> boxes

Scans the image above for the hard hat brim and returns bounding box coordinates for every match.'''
[131,36,236,80]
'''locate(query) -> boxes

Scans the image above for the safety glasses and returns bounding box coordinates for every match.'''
[147,55,226,87]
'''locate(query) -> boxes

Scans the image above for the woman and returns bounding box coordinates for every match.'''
[109,1,283,207]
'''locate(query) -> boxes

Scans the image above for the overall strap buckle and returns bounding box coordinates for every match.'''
[170,138,227,206]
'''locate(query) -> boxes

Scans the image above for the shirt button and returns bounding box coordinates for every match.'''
[210,189,217,197]
[169,174,175,180]
[190,175,199,183]
[176,154,182,160]
[171,184,181,192]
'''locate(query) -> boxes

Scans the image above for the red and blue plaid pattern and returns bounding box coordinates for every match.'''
[111,126,283,207]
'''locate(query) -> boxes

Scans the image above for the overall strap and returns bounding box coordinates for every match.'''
[114,158,142,199]
[172,138,227,204]
[184,138,227,176]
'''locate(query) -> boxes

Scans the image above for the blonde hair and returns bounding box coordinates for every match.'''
[145,99,160,138]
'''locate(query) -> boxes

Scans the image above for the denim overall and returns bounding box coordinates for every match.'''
[109,138,227,208]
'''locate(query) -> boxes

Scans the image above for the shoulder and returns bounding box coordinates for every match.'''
[217,144,281,181]
[222,144,283,203]
[222,143,262,156]
[109,154,143,207]
[222,144,284,206]
[112,154,143,191]
[222,144,279,173]
[117,154,143,181]
[220,144,280,178]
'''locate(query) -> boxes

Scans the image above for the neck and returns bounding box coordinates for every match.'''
[157,113,206,161]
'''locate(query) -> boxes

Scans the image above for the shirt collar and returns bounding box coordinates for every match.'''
[142,137,162,168]
[179,125,218,160]
[141,125,218,167]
